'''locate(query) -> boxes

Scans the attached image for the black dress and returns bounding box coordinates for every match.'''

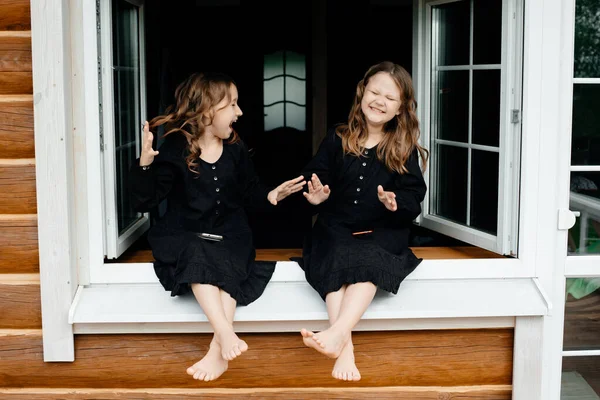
[297,129,427,300]
[129,133,276,306]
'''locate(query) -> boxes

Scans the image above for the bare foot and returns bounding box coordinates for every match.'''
[307,327,349,358]
[301,328,319,350]
[332,344,361,381]
[215,330,248,361]
[186,342,228,381]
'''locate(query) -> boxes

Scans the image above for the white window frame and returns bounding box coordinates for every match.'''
[33,0,577,396]
[99,0,150,259]
[414,0,523,256]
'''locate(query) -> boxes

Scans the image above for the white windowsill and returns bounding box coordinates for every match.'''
[69,262,550,334]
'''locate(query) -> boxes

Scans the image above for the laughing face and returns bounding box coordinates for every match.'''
[360,72,401,129]
[207,84,243,140]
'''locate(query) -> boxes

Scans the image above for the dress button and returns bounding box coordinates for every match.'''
[216,188,220,192]
[365,150,369,155]
[354,200,358,204]
[214,176,218,181]
[357,188,361,192]
[216,210,219,215]
[359,176,363,180]
[212,165,216,170]
[216,200,221,205]
[362,162,367,166]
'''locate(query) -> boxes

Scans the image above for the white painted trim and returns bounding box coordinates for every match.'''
[566,256,600,277]
[570,165,600,171]
[563,350,600,357]
[512,316,544,399]
[69,277,547,332]
[91,257,531,284]
[573,78,600,84]
[30,0,76,362]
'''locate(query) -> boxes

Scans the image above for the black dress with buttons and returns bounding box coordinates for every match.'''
[297,128,427,300]
[129,133,276,306]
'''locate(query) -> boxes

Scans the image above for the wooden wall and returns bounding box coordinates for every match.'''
[0,1,513,398]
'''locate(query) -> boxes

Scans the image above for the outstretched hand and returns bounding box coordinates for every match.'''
[268,175,306,205]
[377,185,397,211]
[140,121,159,166]
[303,173,331,205]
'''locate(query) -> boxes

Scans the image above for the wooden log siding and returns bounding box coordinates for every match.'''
[0,329,513,389]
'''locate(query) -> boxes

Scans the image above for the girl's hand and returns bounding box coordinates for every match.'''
[377,185,397,211]
[303,173,331,205]
[140,121,159,166]
[268,175,306,205]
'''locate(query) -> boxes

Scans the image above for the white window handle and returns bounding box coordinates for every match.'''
[558,209,580,230]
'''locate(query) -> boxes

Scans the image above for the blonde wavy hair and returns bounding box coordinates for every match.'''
[149,72,239,174]
[336,61,428,173]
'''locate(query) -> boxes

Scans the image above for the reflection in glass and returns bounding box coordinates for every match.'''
[574,0,600,78]
[569,173,600,255]
[263,51,306,131]
[562,356,600,397]
[572,84,600,166]
[433,145,468,224]
[564,278,600,351]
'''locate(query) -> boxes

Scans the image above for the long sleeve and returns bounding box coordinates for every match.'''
[300,128,338,187]
[237,141,274,213]
[129,158,178,212]
[389,149,427,223]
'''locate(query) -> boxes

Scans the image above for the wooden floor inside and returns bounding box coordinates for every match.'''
[108,245,504,263]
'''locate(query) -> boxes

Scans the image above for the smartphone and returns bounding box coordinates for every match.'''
[198,233,223,242]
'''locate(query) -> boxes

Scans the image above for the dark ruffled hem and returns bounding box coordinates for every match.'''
[300,248,422,300]
[154,260,276,306]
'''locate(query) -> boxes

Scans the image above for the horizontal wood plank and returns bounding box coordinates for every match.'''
[0,276,41,328]
[0,329,513,388]
[0,386,512,399]
[0,162,36,213]
[0,72,32,94]
[0,0,31,31]
[0,98,34,158]
[0,215,38,273]
[0,34,31,71]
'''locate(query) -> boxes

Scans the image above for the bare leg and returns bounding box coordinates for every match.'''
[310,282,377,358]
[327,287,361,381]
[190,284,247,361]
[187,288,245,381]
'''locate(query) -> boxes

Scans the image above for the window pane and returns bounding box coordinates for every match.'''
[264,77,283,106]
[112,0,141,234]
[117,143,140,234]
[569,172,600,255]
[473,0,502,65]
[434,70,469,143]
[112,1,138,68]
[472,70,501,147]
[264,51,284,79]
[572,84,600,166]
[562,356,600,398]
[285,77,305,105]
[471,150,499,234]
[285,103,305,131]
[574,0,600,78]
[285,51,306,79]
[432,145,468,224]
[564,278,600,351]
[433,1,470,66]
[264,103,284,131]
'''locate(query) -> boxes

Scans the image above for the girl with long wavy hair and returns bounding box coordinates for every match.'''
[129,72,305,381]
[297,61,428,381]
